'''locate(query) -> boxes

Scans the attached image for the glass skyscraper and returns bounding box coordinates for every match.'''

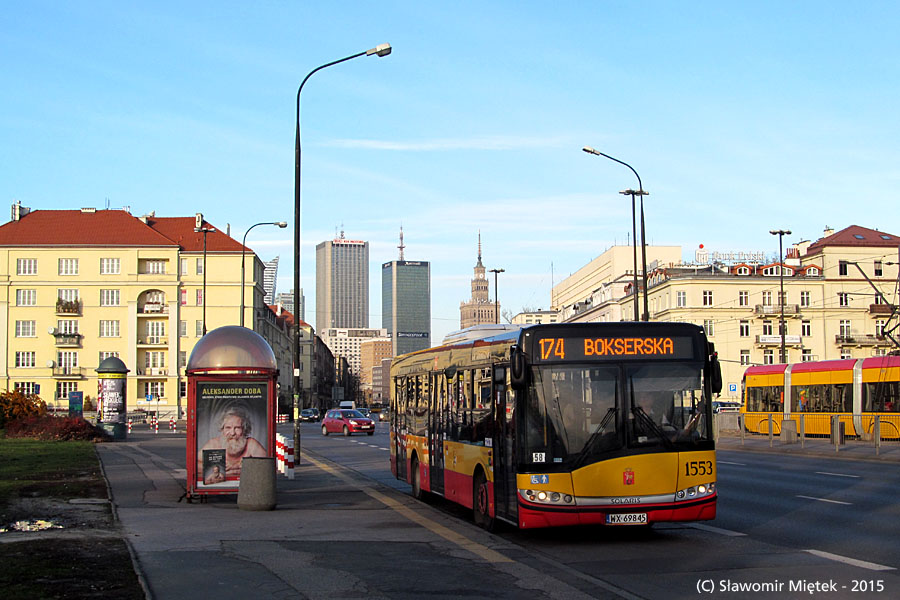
[382,260,431,356]
[315,235,369,332]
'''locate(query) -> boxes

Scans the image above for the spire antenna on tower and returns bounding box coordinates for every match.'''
[398,225,406,261]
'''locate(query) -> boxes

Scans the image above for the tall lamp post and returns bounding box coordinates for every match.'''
[240,221,288,327]
[583,146,649,321]
[489,268,504,324]
[193,224,215,335]
[769,229,792,363]
[293,43,391,448]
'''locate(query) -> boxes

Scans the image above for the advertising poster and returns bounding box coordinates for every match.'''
[68,391,84,418]
[195,381,269,489]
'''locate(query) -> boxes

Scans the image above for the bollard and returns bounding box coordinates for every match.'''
[237,457,276,511]
[284,436,294,480]
[275,434,285,474]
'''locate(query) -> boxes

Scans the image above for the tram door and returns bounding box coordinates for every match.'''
[492,365,518,522]
[429,372,445,495]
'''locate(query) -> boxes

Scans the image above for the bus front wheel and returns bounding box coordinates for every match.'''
[473,470,494,531]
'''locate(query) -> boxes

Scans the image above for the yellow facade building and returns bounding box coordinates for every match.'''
[553,226,899,402]
[0,205,293,417]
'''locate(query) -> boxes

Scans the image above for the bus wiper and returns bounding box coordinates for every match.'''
[632,406,676,449]
[572,407,618,469]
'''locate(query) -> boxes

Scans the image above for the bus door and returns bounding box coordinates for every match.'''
[492,365,518,522]
[393,376,407,481]
[429,372,445,495]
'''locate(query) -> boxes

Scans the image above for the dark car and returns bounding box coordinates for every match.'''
[321,409,375,436]
[299,408,320,422]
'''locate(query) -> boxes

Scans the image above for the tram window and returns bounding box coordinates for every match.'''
[865,382,900,412]
[747,386,782,412]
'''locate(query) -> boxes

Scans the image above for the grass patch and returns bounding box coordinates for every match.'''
[0,438,105,504]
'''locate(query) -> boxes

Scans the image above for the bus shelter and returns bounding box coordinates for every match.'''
[185,326,278,500]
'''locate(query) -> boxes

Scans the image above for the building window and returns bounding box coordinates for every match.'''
[763,349,774,365]
[99,320,120,337]
[801,320,811,337]
[58,258,79,276]
[736,266,750,275]
[58,320,79,335]
[740,350,750,366]
[196,321,203,337]
[180,381,187,399]
[196,258,204,275]
[100,258,121,275]
[876,320,886,337]
[15,351,36,368]
[676,291,686,307]
[145,352,165,369]
[56,381,78,403]
[778,291,787,306]
[840,320,851,337]
[145,381,165,399]
[16,289,36,306]
[762,291,772,306]
[17,258,37,275]
[180,258,188,276]
[15,382,37,395]
[763,321,773,336]
[99,351,120,362]
[147,321,166,343]
[739,321,749,337]
[57,351,79,373]
[839,261,848,276]
[800,290,810,307]
[145,260,166,274]
[58,288,79,303]
[739,291,749,307]
[702,291,713,306]
[838,292,849,307]
[805,267,820,276]
[703,320,714,336]
[841,350,852,360]
[180,321,187,337]
[15,321,36,337]
[100,289,120,306]
[875,260,883,277]
[802,349,813,362]
[196,289,203,306]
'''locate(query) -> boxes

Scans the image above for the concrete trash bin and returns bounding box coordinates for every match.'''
[237,457,277,511]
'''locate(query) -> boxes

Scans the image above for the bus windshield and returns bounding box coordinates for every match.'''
[523,363,711,468]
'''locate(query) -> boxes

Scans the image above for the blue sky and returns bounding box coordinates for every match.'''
[4,2,899,344]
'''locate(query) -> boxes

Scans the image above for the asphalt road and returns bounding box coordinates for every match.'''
[301,421,900,598]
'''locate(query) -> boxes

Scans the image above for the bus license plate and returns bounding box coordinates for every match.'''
[606,513,647,525]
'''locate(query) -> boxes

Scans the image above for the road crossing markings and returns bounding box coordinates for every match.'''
[303,453,512,564]
[805,549,895,571]
[815,471,860,478]
[796,495,851,505]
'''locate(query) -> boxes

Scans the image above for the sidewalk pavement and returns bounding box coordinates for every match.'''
[715,431,900,462]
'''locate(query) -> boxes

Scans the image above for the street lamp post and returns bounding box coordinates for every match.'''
[489,268,504,324]
[583,147,649,321]
[293,43,391,451]
[769,229,792,363]
[193,225,215,335]
[240,221,288,327]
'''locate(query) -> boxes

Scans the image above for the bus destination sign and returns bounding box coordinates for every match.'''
[533,335,695,362]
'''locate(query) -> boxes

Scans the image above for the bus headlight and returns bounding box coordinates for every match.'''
[520,489,575,505]
[675,482,715,501]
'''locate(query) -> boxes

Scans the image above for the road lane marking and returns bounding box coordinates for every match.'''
[797,495,851,505]
[716,460,746,466]
[687,523,746,537]
[815,471,860,478]
[303,453,512,564]
[806,549,895,571]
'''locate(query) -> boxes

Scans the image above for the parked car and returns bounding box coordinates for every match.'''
[357,407,372,419]
[299,408,320,422]
[713,401,741,414]
[321,409,375,436]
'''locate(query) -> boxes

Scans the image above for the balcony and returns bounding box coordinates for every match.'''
[137,367,169,377]
[137,337,168,346]
[139,302,169,315]
[53,333,82,347]
[53,366,84,378]
[835,334,891,346]
[756,334,802,346]
[869,304,893,315]
[55,299,82,316]
[754,304,801,318]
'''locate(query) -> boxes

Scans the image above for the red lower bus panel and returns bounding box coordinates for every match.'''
[517,494,717,529]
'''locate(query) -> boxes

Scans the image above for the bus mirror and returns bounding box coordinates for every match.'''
[510,345,527,389]
[711,355,723,395]
[493,366,506,384]
[444,365,457,379]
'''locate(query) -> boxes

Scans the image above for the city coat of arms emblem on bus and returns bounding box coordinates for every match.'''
[623,468,635,485]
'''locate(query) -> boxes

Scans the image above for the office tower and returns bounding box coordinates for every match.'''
[315,231,369,332]
[262,257,279,304]
[382,228,431,355]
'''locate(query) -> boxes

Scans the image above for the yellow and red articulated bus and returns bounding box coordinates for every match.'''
[390,322,722,530]
[742,356,900,439]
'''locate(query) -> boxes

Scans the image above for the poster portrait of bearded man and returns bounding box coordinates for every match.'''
[199,406,267,478]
